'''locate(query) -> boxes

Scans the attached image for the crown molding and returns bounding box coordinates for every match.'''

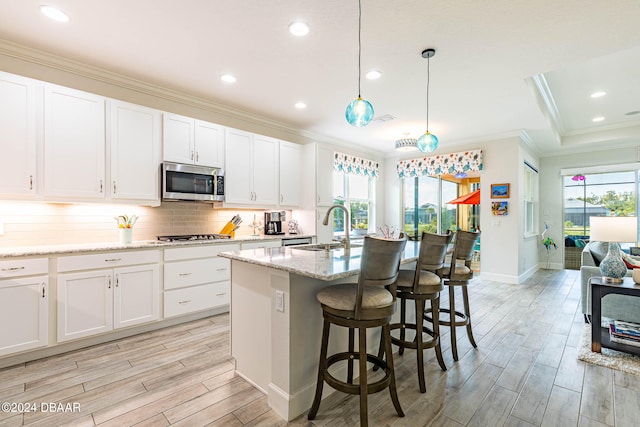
[528,74,564,136]
[0,38,365,149]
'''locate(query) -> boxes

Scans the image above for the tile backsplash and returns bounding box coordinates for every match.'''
[0,201,290,248]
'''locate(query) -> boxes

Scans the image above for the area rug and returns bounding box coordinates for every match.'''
[578,323,640,376]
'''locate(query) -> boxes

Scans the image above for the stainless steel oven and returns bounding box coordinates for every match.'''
[162,162,224,202]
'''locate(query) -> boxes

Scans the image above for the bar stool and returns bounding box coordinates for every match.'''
[434,230,480,361]
[387,230,453,393]
[308,234,407,427]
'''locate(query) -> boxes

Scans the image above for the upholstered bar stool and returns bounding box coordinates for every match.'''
[308,234,407,427]
[387,230,453,393]
[437,230,480,361]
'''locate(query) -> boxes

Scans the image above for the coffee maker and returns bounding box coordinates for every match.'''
[264,211,286,235]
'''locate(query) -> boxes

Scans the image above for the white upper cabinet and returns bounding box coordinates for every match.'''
[110,100,161,204]
[279,140,301,207]
[316,144,334,206]
[44,84,106,200]
[0,72,38,199]
[224,128,278,206]
[163,113,224,167]
[252,135,278,205]
[194,120,224,167]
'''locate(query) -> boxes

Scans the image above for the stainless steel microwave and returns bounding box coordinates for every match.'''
[162,162,224,202]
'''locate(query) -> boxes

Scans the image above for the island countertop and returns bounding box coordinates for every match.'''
[218,240,420,281]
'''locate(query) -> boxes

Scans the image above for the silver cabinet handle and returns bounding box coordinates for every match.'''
[100,180,103,193]
[281,194,284,203]
[216,292,227,297]
[108,276,112,289]
[29,175,33,190]
[115,275,119,287]
[104,258,122,263]
[1,266,25,271]
[113,180,117,194]
[215,268,227,272]
[42,284,46,298]
[179,272,192,277]
[191,151,194,161]
[196,152,199,162]
[178,300,191,305]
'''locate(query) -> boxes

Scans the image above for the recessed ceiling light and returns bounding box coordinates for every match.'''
[365,70,382,80]
[592,116,605,122]
[590,91,607,98]
[294,102,307,109]
[288,21,309,36]
[40,5,70,22]
[220,74,236,83]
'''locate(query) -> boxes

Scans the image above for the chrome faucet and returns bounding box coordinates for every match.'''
[322,205,350,250]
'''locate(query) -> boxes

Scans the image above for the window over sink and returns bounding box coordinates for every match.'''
[330,171,375,238]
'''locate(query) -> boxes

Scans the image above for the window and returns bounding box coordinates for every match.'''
[563,170,636,242]
[524,162,538,237]
[402,175,459,239]
[330,171,375,236]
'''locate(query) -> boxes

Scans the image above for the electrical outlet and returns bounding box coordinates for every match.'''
[275,290,285,312]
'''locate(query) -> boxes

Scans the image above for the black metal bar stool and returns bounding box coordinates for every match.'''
[432,230,480,361]
[308,234,407,427]
[386,230,452,393]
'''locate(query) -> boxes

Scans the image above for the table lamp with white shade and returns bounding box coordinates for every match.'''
[589,216,638,283]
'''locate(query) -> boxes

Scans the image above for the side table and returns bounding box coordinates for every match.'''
[590,276,640,356]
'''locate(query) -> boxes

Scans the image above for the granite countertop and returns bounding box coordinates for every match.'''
[218,240,420,281]
[0,234,315,258]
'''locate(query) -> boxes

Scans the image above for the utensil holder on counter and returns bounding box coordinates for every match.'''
[119,228,133,244]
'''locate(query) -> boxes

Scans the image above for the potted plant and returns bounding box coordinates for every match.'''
[355,222,368,235]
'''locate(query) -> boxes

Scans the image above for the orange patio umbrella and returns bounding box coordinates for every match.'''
[447,189,480,205]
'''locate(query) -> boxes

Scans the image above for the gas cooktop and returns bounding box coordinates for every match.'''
[156,234,231,242]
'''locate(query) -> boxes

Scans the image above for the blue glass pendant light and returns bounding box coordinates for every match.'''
[345,0,374,127]
[416,48,439,153]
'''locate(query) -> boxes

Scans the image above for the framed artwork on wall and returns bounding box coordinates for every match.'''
[492,201,508,216]
[490,183,510,198]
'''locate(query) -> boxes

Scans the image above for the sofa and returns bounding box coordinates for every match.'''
[580,241,640,324]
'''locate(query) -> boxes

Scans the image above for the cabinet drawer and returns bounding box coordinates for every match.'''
[164,243,240,261]
[164,282,229,318]
[0,258,48,279]
[58,250,160,272]
[241,240,281,250]
[164,257,229,290]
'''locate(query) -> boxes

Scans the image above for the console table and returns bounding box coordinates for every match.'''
[591,276,640,356]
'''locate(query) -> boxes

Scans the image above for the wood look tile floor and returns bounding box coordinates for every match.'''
[2,268,640,426]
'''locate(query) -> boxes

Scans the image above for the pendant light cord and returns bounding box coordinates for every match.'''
[357,0,362,98]
[426,55,430,131]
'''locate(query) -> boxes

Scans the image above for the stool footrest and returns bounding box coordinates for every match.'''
[424,308,469,327]
[389,323,439,350]
[323,351,391,395]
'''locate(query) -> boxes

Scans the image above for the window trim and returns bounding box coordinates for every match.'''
[523,162,538,238]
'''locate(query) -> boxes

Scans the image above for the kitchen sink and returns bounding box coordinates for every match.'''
[294,242,362,251]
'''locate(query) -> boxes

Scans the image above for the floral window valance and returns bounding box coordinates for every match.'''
[396,149,483,178]
[333,152,380,178]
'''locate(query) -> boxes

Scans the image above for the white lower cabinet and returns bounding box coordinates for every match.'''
[0,258,48,356]
[163,243,240,318]
[57,250,160,343]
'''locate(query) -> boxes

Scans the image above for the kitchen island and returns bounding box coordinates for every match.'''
[218,241,419,421]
